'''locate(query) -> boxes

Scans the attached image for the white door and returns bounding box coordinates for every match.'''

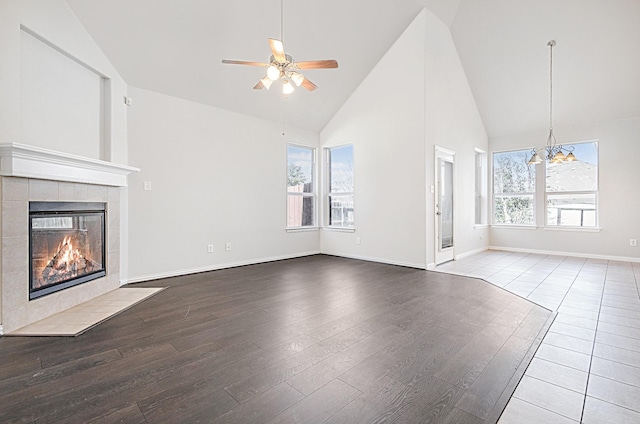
[435,148,455,265]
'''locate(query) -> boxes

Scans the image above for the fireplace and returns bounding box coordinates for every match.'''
[29,202,106,300]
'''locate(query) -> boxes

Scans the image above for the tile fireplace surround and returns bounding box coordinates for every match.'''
[0,143,138,334]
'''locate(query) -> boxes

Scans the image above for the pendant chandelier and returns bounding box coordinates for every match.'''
[528,40,577,165]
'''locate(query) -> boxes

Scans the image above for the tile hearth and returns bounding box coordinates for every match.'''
[8,287,165,336]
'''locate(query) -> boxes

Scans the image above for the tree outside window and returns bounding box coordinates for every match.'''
[287,145,315,228]
[327,145,354,227]
[493,149,536,225]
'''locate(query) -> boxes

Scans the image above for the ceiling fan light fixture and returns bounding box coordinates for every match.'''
[267,65,280,81]
[291,72,304,86]
[221,0,338,94]
[282,79,294,94]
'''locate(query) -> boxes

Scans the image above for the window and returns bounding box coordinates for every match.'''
[287,144,315,228]
[475,149,487,225]
[546,141,598,227]
[493,149,536,225]
[326,144,354,227]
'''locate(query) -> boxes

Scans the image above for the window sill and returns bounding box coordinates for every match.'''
[286,226,319,233]
[491,224,537,230]
[322,226,356,233]
[543,226,601,233]
[474,224,489,229]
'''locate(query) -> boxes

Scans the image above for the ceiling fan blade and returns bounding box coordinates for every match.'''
[253,80,265,90]
[296,60,339,70]
[268,38,286,63]
[222,60,268,67]
[301,78,318,92]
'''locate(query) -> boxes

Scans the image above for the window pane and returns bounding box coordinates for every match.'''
[288,145,313,194]
[547,193,596,227]
[329,194,354,227]
[493,150,535,194]
[546,142,598,192]
[475,150,486,225]
[494,195,534,225]
[329,145,354,193]
[287,195,314,227]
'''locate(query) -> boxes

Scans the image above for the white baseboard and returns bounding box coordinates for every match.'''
[455,246,489,261]
[425,246,489,270]
[0,325,3,336]
[323,252,426,270]
[489,246,640,263]
[122,251,321,285]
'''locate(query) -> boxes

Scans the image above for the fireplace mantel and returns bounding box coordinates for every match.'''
[0,143,139,186]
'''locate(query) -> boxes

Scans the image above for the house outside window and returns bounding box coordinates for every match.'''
[493,149,536,225]
[326,144,354,227]
[287,144,315,228]
[546,141,598,227]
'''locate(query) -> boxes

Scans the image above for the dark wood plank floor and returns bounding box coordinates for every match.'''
[0,255,552,423]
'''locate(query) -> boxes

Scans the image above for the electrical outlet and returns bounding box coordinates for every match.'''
[225,242,232,251]
[207,244,214,253]
[143,181,151,191]
[631,239,638,247]
[356,237,361,245]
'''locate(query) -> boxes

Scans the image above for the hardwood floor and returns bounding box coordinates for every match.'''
[0,255,553,423]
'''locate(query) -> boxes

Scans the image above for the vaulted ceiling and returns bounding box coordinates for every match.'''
[66,0,640,138]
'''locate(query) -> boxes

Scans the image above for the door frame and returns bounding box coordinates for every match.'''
[434,146,455,265]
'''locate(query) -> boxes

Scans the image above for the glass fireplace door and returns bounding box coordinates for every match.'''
[29,202,106,300]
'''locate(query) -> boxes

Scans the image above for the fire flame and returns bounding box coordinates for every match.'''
[36,235,95,289]
[54,236,83,273]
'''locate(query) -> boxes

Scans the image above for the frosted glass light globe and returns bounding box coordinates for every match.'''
[267,65,280,81]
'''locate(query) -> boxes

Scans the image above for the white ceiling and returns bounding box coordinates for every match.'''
[66,0,640,138]
[452,0,640,139]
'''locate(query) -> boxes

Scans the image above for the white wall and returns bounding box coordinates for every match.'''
[320,9,489,269]
[423,9,490,265]
[319,10,427,269]
[126,88,320,282]
[490,117,640,260]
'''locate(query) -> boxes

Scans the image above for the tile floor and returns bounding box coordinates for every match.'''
[8,287,165,336]
[434,250,640,424]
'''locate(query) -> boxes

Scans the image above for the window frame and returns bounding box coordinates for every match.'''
[492,148,537,227]
[544,140,599,229]
[286,143,317,230]
[324,144,355,229]
[474,148,488,227]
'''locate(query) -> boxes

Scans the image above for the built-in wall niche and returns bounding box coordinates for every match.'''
[20,26,109,160]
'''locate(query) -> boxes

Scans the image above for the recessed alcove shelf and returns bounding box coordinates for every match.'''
[0,143,139,187]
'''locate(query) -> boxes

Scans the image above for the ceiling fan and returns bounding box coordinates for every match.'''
[222,38,338,94]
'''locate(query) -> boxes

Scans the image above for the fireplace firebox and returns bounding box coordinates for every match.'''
[29,202,106,300]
